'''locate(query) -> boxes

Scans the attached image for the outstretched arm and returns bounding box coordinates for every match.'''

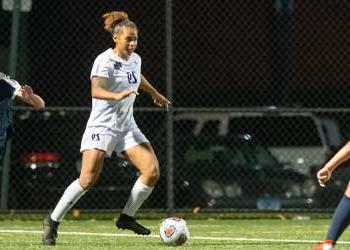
[91,76,138,100]
[0,73,45,110]
[139,74,171,110]
[317,141,350,187]
[16,85,45,110]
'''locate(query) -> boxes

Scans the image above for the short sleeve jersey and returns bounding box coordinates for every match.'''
[0,74,21,121]
[0,74,21,102]
[86,49,141,132]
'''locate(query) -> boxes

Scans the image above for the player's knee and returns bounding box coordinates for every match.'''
[79,174,99,189]
[150,169,160,184]
[145,162,160,184]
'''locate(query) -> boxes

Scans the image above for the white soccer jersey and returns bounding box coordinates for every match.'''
[0,73,21,101]
[86,48,141,132]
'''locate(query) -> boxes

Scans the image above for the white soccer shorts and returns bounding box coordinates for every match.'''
[80,126,149,157]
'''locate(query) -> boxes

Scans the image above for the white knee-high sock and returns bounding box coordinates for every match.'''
[122,178,154,217]
[50,179,87,222]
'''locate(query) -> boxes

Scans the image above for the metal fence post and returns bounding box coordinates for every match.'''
[165,0,174,215]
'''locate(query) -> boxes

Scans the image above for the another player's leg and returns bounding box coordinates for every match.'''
[311,183,350,250]
[116,143,159,235]
[0,127,11,162]
[42,149,105,245]
[311,240,334,250]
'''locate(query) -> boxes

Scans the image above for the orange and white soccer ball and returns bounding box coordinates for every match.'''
[159,217,190,246]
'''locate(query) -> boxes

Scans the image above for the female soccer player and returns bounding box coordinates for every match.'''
[42,11,171,245]
[0,72,45,161]
[311,142,350,250]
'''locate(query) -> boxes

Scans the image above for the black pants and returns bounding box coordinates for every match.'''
[0,125,12,162]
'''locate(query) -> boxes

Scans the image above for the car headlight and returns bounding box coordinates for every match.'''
[201,180,224,198]
[285,183,302,198]
[224,183,243,198]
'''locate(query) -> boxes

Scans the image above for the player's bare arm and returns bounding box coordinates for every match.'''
[140,74,171,110]
[16,85,45,110]
[91,76,137,100]
[317,141,350,187]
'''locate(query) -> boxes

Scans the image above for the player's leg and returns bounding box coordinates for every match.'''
[0,126,11,162]
[311,181,350,250]
[117,142,159,235]
[42,149,105,245]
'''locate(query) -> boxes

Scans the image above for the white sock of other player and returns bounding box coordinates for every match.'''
[122,177,154,217]
[50,179,87,222]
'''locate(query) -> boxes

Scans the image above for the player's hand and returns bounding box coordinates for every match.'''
[19,85,34,98]
[114,89,138,100]
[317,167,332,188]
[152,93,171,111]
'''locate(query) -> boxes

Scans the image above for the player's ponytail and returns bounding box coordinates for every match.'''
[102,11,137,35]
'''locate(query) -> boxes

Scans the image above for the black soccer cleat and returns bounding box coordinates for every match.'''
[42,217,59,246]
[116,213,151,235]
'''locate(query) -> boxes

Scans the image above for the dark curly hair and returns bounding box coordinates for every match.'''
[102,11,138,35]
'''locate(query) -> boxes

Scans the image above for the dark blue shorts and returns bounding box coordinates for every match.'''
[0,122,12,162]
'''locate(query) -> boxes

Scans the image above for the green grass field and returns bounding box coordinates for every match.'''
[0,217,350,249]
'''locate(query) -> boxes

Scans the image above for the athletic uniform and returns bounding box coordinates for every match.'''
[0,73,21,160]
[80,48,148,157]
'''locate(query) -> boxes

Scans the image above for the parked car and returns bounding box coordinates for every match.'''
[10,151,138,210]
[153,111,347,209]
[169,133,318,209]
[173,111,344,176]
[8,109,139,209]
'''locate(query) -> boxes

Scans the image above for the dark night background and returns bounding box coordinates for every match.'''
[1,0,350,107]
[2,0,350,211]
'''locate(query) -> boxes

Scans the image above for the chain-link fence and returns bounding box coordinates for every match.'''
[1,0,350,211]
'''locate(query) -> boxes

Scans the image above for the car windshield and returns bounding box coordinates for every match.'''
[185,135,282,171]
[234,144,281,169]
[228,116,322,146]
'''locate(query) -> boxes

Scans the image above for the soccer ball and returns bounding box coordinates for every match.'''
[159,217,190,246]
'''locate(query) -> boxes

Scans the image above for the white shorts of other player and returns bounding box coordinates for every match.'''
[80,126,149,157]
